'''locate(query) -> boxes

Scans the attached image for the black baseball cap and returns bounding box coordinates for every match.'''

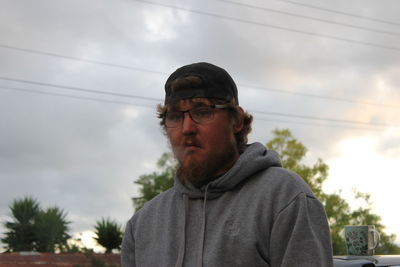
[164,62,238,104]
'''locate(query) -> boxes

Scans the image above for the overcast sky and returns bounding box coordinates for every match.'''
[1,0,399,250]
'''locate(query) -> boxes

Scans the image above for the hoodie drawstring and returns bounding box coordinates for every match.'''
[196,184,210,267]
[175,194,189,267]
[175,184,210,267]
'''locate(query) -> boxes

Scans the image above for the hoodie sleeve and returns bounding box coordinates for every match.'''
[121,218,136,267]
[269,192,333,267]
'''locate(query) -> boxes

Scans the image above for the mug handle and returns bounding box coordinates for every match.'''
[370,229,380,249]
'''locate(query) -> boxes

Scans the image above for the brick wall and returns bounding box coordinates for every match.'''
[0,252,121,266]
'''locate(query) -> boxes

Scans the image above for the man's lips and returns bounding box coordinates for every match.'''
[182,140,201,153]
[184,145,199,153]
[182,138,200,147]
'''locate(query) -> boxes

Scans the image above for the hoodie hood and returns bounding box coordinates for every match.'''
[121,142,332,267]
[175,142,282,199]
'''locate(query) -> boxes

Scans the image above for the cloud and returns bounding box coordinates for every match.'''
[1,0,400,249]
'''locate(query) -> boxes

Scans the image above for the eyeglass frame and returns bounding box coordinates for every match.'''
[163,104,231,128]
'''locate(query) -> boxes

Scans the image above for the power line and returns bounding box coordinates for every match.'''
[0,85,156,108]
[249,109,393,127]
[240,83,400,109]
[0,76,163,102]
[0,44,169,76]
[254,116,382,131]
[217,0,400,37]
[133,0,400,52]
[278,0,400,26]
[0,44,398,108]
[0,85,385,131]
[0,76,394,128]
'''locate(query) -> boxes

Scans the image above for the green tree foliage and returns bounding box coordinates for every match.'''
[132,152,176,211]
[94,218,123,253]
[266,129,400,255]
[266,129,328,199]
[1,196,40,251]
[34,207,70,252]
[1,197,71,252]
[132,129,400,255]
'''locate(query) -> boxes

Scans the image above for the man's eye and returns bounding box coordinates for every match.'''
[166,113,182,121]
[193,108,213,118]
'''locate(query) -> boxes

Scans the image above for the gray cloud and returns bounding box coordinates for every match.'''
[1,0,400,248]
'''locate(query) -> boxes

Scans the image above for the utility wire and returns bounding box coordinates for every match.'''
[240,83,400,109]
[249,109,393,127]
[0,85,385,131]
[217,0,400,37]
[0,85,156,108]
[0,43,398,108]
[133,0,400,52]
[0,76,162,102]
[254,116,382,131]
[0,44,168,76]
[0,76,394,128]
[278,0,400,26]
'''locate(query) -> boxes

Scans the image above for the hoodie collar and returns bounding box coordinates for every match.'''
[174,142,282,199]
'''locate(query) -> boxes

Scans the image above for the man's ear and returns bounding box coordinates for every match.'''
[233,106,244,133]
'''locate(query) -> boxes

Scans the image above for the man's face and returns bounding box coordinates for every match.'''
[166,98,242,187]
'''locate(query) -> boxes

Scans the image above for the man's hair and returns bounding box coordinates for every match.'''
[157,76,253,153]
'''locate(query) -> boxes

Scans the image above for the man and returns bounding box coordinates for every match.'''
[121,62,333,267]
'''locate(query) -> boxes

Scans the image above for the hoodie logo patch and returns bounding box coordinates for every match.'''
[224,219,240,236]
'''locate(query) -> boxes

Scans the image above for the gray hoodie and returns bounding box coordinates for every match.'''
[121,142,333,267]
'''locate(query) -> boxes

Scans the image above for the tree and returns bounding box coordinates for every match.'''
[266,129,328,200]
[132,129,400,255]
[132,152,176,211]
[94,218,123,253]
[1,196,40,252]
[266,129,400,255]
[2,197,71,252]
[34,207,71,252]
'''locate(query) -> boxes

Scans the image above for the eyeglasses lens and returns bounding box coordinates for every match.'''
[165,107,215,128]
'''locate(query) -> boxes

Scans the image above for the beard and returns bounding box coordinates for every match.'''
[175,140,238,188]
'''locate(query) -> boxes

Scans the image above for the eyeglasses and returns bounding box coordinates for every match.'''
[164,104,230,128]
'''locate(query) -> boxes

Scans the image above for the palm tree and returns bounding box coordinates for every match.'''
[1,197,40,251]
[2,197,71,252]
[94,218,123,253]
[34,207,71,252]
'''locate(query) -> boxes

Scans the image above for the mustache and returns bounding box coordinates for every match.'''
[181,137,201,147]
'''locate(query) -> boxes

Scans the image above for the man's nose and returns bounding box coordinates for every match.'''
[181,112,197,134]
